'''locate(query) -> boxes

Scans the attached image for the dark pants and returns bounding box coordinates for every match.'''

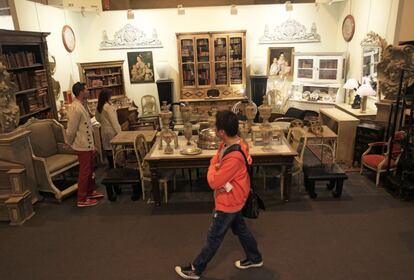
[193,210,262,275]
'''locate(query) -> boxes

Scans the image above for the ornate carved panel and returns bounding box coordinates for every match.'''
[260,19,321,44]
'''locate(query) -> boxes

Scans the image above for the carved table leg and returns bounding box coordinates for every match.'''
[283,166,292,202]
[151,167,162,206]
[333,179,344,198]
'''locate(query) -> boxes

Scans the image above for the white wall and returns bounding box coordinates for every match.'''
[0,15,14,30]
[14,0,83,105]
[75,3,342,111]
[12,0,401,113]
[336,0,400,80]
[395,0,414,43]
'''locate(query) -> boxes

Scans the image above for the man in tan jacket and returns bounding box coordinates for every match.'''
[66,82,104,207]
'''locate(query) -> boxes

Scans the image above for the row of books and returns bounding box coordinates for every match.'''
[16,89,49,116]
[85,67,121,76]
[182,70,195,82]
[13,70,47,91]
[2,51,37,69]
[88,88,123,100]
[86,76,121,88]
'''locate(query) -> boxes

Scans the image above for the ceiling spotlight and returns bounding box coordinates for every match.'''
[285,1,293,12]
[80,6,86,17]
[230,5,238,15]
[127,9,134,20]
[177,4,185,15]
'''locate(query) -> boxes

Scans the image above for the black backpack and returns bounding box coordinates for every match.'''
[222,144,265,219]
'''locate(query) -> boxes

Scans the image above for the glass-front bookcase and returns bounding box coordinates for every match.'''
[177,31,246,101]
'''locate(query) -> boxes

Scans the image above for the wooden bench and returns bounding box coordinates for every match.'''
[101,168,140,201]
[303,163,348,199]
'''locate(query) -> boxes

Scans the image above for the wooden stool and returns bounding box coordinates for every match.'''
[303,163,348,199]
[101,168,140,201]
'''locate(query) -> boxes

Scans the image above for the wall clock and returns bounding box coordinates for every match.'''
[342,15,355,42]
[62,25,76,53]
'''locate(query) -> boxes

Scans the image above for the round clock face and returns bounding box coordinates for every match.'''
[342,15,355,42]
[62,25,76,53]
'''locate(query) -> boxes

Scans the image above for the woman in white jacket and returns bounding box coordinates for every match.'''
[95,89,121,167]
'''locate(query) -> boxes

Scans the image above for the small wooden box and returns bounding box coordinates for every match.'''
[5,191,35,226]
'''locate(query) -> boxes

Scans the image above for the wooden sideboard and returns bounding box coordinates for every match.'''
[319,108,360,165]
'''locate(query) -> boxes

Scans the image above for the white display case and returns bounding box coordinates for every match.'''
[293,52,346,84]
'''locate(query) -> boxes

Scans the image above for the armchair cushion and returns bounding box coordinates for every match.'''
[362,154,396,170]
[45,154,78,175]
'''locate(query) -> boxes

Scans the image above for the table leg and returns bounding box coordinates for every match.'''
[307,180,317,199]
[151,167,162,206]
[333,179,344,198]
[283,166,292,202]
[106,184,117,201]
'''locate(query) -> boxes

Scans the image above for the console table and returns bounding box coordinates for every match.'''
[319,108,360,165]
[145,136,297,205]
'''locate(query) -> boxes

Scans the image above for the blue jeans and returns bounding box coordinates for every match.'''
[192,210,262,275]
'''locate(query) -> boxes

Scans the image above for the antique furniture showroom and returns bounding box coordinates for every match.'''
[0,0,413,279]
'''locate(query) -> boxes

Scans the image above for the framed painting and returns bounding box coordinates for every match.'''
[267,47,294,79]
[127,51,155,83]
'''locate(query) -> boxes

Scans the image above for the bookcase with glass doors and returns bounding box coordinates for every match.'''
[176,31,247,103]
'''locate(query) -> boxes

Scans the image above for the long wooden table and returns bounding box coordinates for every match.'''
[145,136,297,206]
[110,130,157,166]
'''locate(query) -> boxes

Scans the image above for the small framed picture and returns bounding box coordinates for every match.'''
[267,47,294,79]
[127,51,155,84]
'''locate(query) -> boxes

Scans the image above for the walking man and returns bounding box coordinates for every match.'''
[175,110,263,279]
[66,82,104,207]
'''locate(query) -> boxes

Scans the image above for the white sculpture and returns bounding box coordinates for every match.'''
[100,24,163,49]
[260,19,321,44]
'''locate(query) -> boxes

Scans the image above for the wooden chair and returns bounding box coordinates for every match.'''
[262,127,307,199]
[132,134,176,203]
[360,131,405,186]
[138,95,160,130]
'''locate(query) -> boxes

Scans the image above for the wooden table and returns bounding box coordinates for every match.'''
[145,136,297,206]
[335,103,377,120]
[110,130,157,166]
[305,125,338,162]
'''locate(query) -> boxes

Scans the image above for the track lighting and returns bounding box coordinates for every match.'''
[127,9,134,20]
[177,4,185,15]
[285,1,293,12]
[230,5,238,15]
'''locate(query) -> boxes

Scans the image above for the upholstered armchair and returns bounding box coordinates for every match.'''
[17,118,79,201]
[360,131,405,186]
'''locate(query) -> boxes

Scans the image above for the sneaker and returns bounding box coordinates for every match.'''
[87,191,104,199]
[234,259,263,270]
[77,198,99,208]
[175,264,200,280]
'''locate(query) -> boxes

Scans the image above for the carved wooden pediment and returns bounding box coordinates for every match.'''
[260,19,321,44]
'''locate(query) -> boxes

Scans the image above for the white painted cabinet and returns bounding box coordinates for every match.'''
[294,52,346,84]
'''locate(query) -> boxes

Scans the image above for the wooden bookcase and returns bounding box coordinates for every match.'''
[176,31,246,101]
[0,29,58,124]
[78,60,126,101]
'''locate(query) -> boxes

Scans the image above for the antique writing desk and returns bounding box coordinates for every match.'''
[145,136,297,206]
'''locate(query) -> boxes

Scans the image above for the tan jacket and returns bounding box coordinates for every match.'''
[95,103,121,150]
[66,98,95,151]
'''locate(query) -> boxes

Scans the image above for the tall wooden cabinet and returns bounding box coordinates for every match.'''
[0,30,58,124]
[176,31,247,120]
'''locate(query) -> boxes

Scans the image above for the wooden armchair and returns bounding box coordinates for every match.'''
[360,131,405,186]
[16,118,79,201]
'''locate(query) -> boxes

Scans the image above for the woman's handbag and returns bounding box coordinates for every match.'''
[222,144,265,219]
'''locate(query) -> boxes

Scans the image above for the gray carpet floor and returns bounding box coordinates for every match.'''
[1,170,414,280]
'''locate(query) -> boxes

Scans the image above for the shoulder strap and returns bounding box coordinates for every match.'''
[222,144,251,177]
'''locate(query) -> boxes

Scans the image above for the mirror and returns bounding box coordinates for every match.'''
[360,31,387,94]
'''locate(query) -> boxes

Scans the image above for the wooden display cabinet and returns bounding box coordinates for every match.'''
[78,60,126,101]
[0,30,58,124]
[177,31,246,101]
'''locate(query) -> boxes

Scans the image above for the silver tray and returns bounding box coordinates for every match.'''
[180,147,203,156]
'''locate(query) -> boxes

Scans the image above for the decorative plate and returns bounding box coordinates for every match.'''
[342,15,355,42]
[180,147,202,156]
[62,25,76,53]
